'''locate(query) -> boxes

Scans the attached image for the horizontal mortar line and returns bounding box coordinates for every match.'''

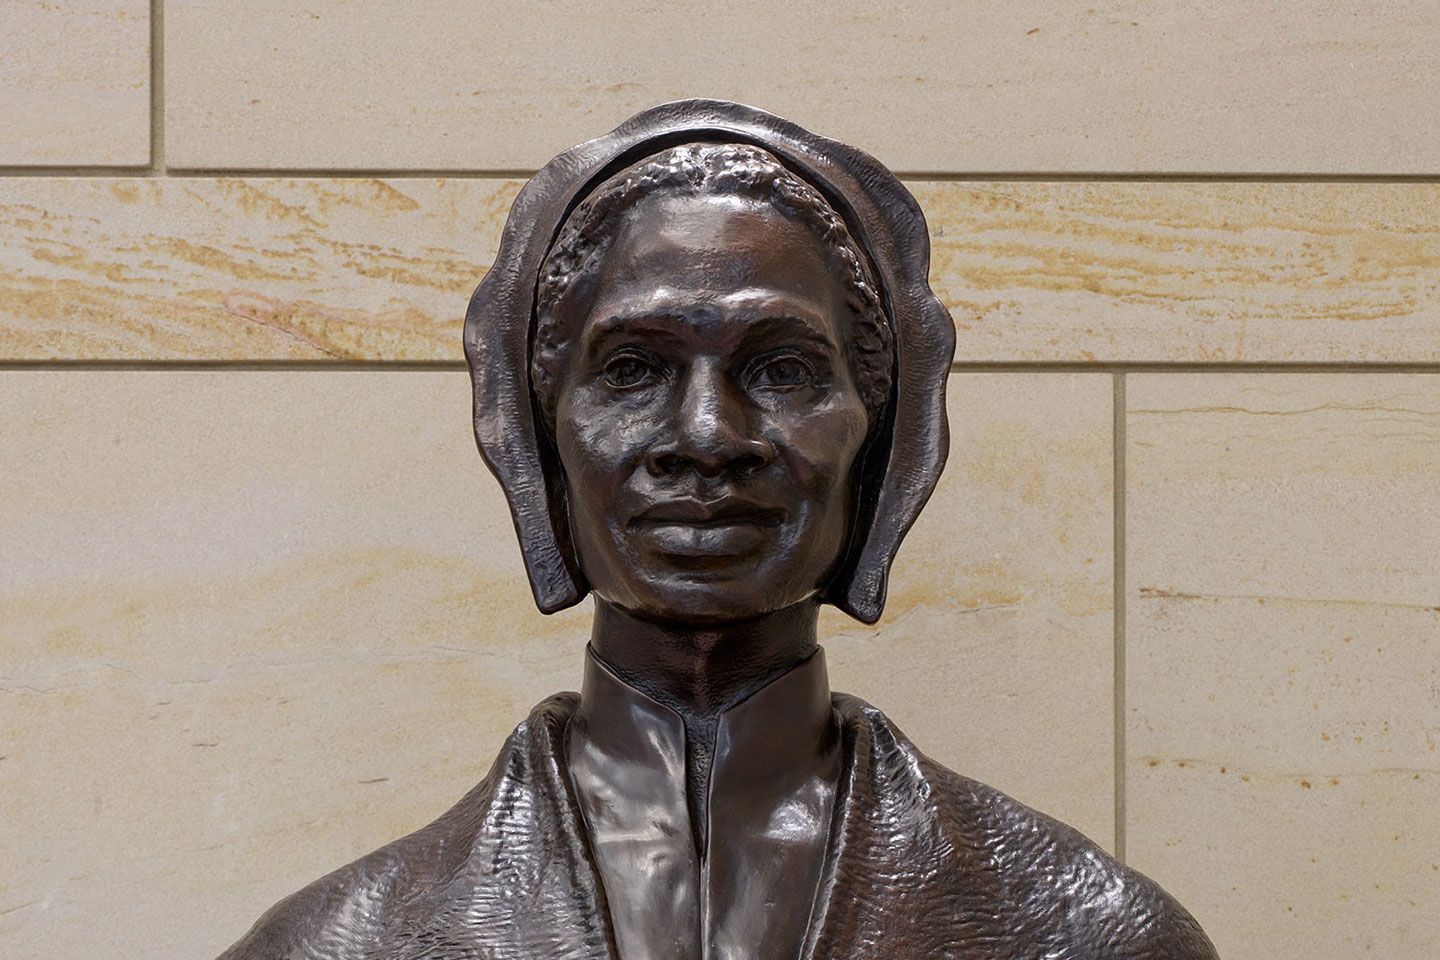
[0,167,529,180]
[949,361,1440,374]
[0,359,468,372]
[162,167,542,180]
[896,171,1440,184]
[153,169,1440,183]
[0,166,155,177]
[3,360,1440,373]
[5,167,1440,183]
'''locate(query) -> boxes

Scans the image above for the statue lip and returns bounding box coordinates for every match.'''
[630,497,784,528]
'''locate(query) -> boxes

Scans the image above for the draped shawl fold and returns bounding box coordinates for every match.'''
[219,693,1217,960]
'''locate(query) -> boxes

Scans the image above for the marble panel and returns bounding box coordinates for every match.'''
[1127,374,1440,959]
[0,0,149,166]
[163,1,1440,173]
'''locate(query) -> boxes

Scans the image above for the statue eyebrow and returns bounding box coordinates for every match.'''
[581,313,690,355]
[737,314,839,352]
[582,311,840,356]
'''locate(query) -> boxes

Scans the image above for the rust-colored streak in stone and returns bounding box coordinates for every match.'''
[0,179,522,361]
[913,182,1440,363]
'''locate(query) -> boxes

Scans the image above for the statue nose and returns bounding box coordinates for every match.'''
[645,364,774,478]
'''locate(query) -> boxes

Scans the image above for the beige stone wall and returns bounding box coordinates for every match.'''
[2,5,1436,958]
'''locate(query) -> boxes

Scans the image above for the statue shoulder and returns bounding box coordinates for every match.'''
[832,695,1219,958]
[958,776,1219,959]
[215,840,413,960]
[216,762,504,960]
[215,693,580,959]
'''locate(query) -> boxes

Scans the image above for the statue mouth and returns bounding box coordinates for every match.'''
[630,497,784,558]
[631,497,784,528]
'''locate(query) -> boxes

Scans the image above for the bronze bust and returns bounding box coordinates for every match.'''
[219,100,1218,960]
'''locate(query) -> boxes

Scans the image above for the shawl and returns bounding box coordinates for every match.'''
[219,693,1218,960]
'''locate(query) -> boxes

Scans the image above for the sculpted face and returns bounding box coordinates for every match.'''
[550,192,872,623]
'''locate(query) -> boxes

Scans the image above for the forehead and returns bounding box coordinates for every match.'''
[578,192,850,347]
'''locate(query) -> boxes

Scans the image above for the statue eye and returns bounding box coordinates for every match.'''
[751,355,815,389]
[603,354,660,389]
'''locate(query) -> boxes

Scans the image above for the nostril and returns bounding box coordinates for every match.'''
[732,443,772,475]
[646,450,684,477]
[737,434,777,470]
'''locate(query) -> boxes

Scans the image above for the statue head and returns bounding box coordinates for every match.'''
[465,100,955,624]
[529,142,891,623]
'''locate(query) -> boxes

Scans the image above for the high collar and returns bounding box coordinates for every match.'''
[571,643,837,799]
[566,644,840,960]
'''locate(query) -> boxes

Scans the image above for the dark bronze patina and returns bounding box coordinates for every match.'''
[219,100,1219,959]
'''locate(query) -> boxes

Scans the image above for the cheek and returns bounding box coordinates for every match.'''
[554,388,648,509]
[775,398,870,512]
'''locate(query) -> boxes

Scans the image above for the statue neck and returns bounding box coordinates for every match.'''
[588,597,821,721]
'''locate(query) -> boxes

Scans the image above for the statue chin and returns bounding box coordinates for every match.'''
[585,560,839,628]
[595,579,804,626]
